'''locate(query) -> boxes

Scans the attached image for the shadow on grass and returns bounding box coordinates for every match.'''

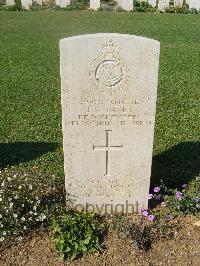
[151,141,200,189]
[0,142,59,169]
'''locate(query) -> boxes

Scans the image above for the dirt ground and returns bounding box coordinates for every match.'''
[0,216,200,266]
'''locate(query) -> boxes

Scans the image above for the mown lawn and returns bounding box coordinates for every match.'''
[0,11,199,189]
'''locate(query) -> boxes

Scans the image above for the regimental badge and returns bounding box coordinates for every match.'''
[89,39,129,94]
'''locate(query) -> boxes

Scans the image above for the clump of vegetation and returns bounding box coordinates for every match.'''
[0,168,65,243]
[7,0,22,11]
[51,211,107,261]
[189,7,199,14]
[60,0,88,10]
[133,1,157,13]
[166,4,189,14]
[141,177,200,224]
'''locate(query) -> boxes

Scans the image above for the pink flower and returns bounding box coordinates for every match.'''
[176,191,183,200]
[148,193,153,200]
[141,210,148,217]
[154,186,160,193]
[147,215,155,222]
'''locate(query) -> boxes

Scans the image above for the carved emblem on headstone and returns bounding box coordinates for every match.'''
[89,40,129,93]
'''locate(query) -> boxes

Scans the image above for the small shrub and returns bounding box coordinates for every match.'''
[51,212,107,261]
[189,7,199,14]
[133,0,156,13]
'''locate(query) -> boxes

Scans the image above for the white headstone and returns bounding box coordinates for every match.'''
[60,34,160,214]
[117,0,133,11]
[148,0,157,7]
[189,0,200,10]
[55,0,70,8]
[174,0,183,6]
[21,0,32,9]
[90,0,100,10]
[6,0,15,5]
[158,0,169,11]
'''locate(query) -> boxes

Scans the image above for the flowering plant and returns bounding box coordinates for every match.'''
[0,168,48,242]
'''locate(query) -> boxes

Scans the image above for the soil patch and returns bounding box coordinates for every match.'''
[0,216,199,266]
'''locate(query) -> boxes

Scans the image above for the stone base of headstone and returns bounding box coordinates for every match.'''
[189,0,200,11]
[148,0,157,7]
[90,0,100,10]
[117,0,133,11]
[55,0,70,8]
[6,0,15,5]
[21,0,32,9]
[158,0,169,11]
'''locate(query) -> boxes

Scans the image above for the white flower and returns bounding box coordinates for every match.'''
[1,182,4,187]
[34,212,37,216]
[0,214,2,218]
[39,214,46,221]
[7,177,11,181]
[23,226,27,230]
[0,198,2,202]
[0,237,4,242]
[13,174,16,178]
[10,203,13,207]
[13,214,18,218]
[29,211,33,215]
[33,206,37,211]
[18,186,22,189]
[21,204,24,207]
[28,184,32,190]
[3,231,6,236]
[14,195,18,199]
[21,217,25,222]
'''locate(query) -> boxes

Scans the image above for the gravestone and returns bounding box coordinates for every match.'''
[60,34,160,214]
[148,0,157,7]
[21,0,32,9]
[117,0,133,10]
[158,0,169,11]
[55,0,70,8]
[90,0,100,10]
[6,0,15,5]
[189,0,200,10]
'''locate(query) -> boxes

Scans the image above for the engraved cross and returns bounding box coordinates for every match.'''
[93,130,123,177]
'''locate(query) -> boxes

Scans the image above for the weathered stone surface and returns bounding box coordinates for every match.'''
[21,0,32,10]
[189,0,200,10]
[117,0,133,11]
[60,33,160,214]
[148,0,157,7]
[158,0,169,11]
[90,0,100,10]
[55,0,70,8]
[6,0,15,5]
[174,0,183,6]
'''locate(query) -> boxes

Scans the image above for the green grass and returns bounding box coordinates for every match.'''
[0,11,199,189]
